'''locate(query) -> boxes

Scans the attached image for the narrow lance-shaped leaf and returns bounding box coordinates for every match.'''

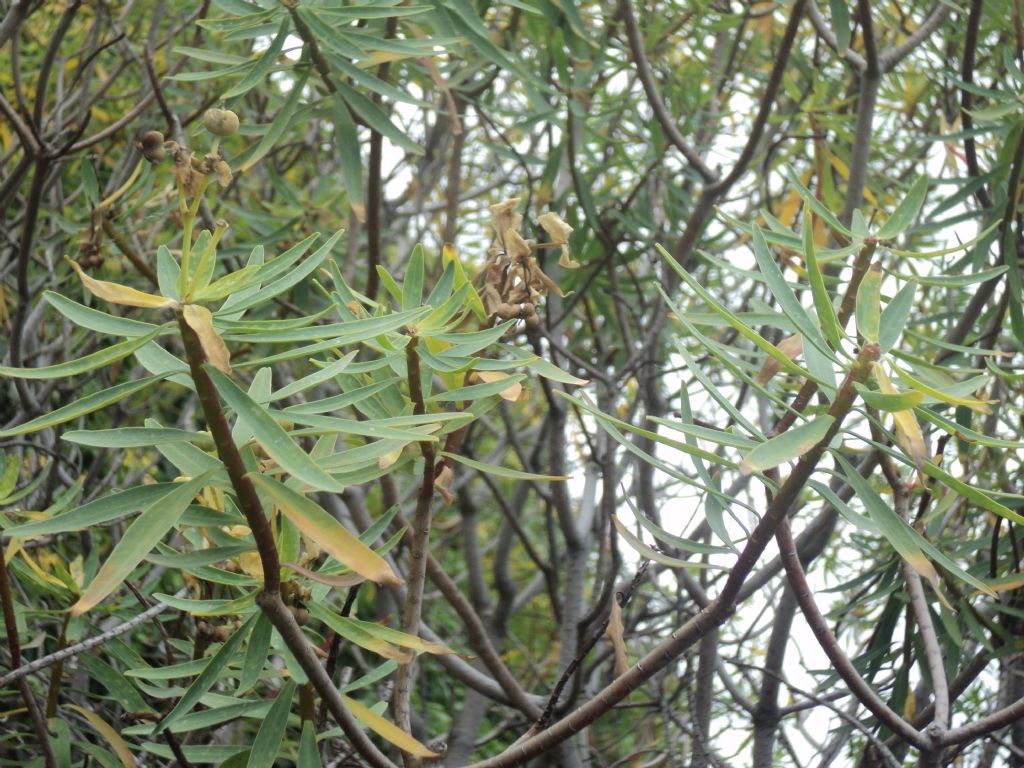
[297,722,322,768]
[892,363,995,413]
[829,0,851,52]
[0,329,163,380]
[246,679,295,768]
[855,261,882,343]
[878,280,916,353]
[802,219,842,348]
[249,474,402,586]
[739,415,835,476]
[65,705,136,768]
[751,226,833,360]
[68,258,175,309]
[876,174,929,240]
[44,291,157,338]
[156,613,257,734]
[72,471,216,615]
[833,455,982,604]
[873,363,928,476]
[306,602,412,663]
[612,515,715,570]
[341,694,438,758]
[440,451,568,481]
[206,366,344,492]
[657,246,816,383]
[0,376,165,438]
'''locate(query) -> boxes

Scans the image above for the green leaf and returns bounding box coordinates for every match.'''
[834,455,996,597]
[855,262,882,343]
[0,328,163,379]
[222,17,290,99]
[658,246,815,383]
[156,613,257,734]
[240,613,272,692]
[44,292,158,337]
[331,97,366,216]
[207,366,344,492]
[829,0,851,52]
[853,384,925,411]
[440,451,568,481]
[402,244,425,312]
[876,175,929,240]
[802,220,842,348]
[629,506,730,555]
[426,374,527,403]
[246,679,295,768]
[3,483,181,537]
[739,415,835,475]
[269,352,356,402]
[878,280,916,352]
[62,427,210,449]
[0,376,165,438]
[297,722,322,768]
[612,515,719,570]
[334,79,422,155]
[238,70,310,173]
[751,226,834,359]
[71,471,217,615]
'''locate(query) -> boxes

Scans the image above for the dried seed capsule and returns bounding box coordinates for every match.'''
[136,130,166,163]
[203,108,240,137]
[525,313,541,330]
[496,302,520,320]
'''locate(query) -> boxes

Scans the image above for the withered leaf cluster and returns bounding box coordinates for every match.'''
[480,198,579,330]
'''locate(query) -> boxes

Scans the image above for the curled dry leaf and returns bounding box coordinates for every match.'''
[489,198,522,244]
[434,464,454,505]
[68,257,176,309]
[538,211,579,269]
[182,304,231,374]
[756,333,803,384]
[606,597,629,678]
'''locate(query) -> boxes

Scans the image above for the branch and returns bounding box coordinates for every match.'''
[177,314,397,768]
[464,343,880,768]
[879,2,952,72]
[0,592,180,688]
[805,1,867,72]
[775,517,927,749]
[620,0,718,183]
[392,337,438,766]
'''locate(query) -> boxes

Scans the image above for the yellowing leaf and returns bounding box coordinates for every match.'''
[342,695,438,758]
[68,258,175,309]
[893,364,996,414]
[182,304,231,373]
[874,363,927,476]
[756,333,803,384]
[475,371,522,401]
[66,705,136,768]
[378,446,403,470]
[236,551,264,579]
[250,474,403,587]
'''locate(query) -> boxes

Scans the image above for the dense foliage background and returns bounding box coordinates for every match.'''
[3,1,1024,766]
